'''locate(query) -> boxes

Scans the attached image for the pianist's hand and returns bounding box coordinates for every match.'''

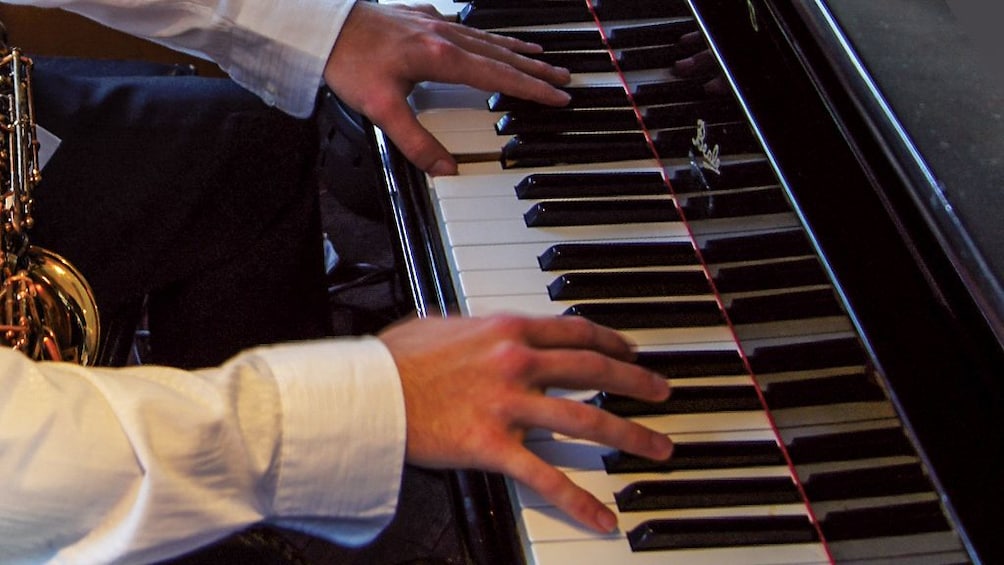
[379,314,674,534]
[323,2,572,176]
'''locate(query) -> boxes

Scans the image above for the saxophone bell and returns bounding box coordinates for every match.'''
[1,45,101,364]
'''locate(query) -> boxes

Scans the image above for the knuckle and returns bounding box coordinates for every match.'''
[484,314,529,337]
[417,30,457,60]
[565,402,605,433]
[562,314,597,340]
[489,341,536,381]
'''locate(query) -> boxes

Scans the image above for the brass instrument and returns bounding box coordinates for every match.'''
[1,40,100,364]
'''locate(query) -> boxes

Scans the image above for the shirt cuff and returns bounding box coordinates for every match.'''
[224,0,356,117]
[254,336,406,546]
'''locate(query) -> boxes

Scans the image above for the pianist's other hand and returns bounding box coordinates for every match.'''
[322,1,572,177]
[379,314,675,534]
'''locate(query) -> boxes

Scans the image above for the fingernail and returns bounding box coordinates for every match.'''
[428,159,457,177]
[652,433,674,460]
[595,508,618,533]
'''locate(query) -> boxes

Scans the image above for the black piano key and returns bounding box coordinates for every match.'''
[564,301,723,329]
[502,133,653,168]
[587,384,761,416]
[497,29,604,51]
[496,108,638,136]
[528,50,615,74]
[592,0,692,22]
[821,500,951,541]
[727,289,844,325]
[654,121,761,156]
[607,21,700,49]
[488,86,630,111]
[548,271,709,300]
[748,337,867,374]
[642,99,743,131]
[516,172,667,200]
[603,440,786,474]
[538,241,697,270]
[633,80,714,105]
[523,199,678,227]
[615,476,801,512]
[489,77,717,113]
[634,350,747,378]
[459,2,590,29]
[786,427,915,465]
[618,44,691,71]
[715,258,828,293]
[803,463,933,502]
[668,158,777,193]
[700,229,812,263]
[627,515,818,551]
[682,187,792,220]
[763,370,885,409]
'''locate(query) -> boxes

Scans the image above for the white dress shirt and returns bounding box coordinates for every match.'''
[1,0,409,562]
[0,339,407,564]
[6,0,356,117]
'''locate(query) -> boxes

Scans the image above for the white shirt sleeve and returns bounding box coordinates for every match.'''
[0,337,407,564]
[4,0,356,117]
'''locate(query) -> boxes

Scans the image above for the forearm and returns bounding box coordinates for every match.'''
[4,0,354,116]
[0,337,406,563]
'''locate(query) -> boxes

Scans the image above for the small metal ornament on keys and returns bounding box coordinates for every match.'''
[0,28,100,363]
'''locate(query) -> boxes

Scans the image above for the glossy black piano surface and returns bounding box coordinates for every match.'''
[367,0,1004,563]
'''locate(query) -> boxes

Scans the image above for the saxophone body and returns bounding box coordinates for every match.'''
[1,42,100,364]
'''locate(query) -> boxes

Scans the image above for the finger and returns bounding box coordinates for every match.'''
[404,34,570,107]
[446,20,547,55]
[674,50,717,76]
[514,396,674,462]
[516,315,637,361]
[366,92,457,175]
[447,31,570,89]
[518,348,669,402]
[493,446,619,534]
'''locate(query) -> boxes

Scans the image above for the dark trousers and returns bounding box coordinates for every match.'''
[28,57,331,368]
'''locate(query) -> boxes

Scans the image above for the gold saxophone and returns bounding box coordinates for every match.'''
[1,40,100,364]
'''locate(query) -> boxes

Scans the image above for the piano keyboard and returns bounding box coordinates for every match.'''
[374,1,972,563]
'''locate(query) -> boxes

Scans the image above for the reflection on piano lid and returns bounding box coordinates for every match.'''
[368,0,1004,563]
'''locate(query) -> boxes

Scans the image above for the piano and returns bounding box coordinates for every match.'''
[365,0,1004,563]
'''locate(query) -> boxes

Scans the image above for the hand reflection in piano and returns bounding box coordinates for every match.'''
[378,314,674,534]
[322,1,572,176]
[673,31,727,96]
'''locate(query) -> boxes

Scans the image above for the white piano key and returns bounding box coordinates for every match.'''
[458,267,557,296]
[514,466,795,508]
[770,401,898,429]
[525,411,773,445]
[438,193,677,222]
[732,317,856,342]
[420,127,511,156]
[442,218,689,246]
[523,429,779,472]
[411,82,492,110]
[529,538,829,565]
[418,107,499,133]
[522,502,811,543]
[442,213,801,248]
[457,157,678,177]
[458,266,705,298]
[431,166,665,199]
[826,532,970,563]
[451,241,558,271]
